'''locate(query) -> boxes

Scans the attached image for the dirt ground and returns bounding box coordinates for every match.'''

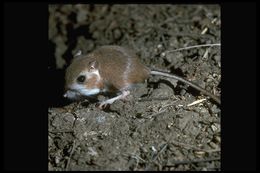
[48,4,221,171]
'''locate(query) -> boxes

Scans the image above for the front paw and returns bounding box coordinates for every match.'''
[96,102,110,109]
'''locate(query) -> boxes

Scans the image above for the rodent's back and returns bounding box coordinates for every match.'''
[92,46,150,92]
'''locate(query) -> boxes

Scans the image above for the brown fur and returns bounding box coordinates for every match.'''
[65,46,150,94]
[90,46,150,91]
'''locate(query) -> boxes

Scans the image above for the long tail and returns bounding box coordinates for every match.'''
[150,71,221,105]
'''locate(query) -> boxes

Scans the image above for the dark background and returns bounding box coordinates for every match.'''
[3,2,257,171]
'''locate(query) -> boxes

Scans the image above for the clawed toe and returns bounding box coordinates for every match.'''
[97,102,109,109]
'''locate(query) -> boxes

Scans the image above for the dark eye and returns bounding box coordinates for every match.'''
[77,75,86,83]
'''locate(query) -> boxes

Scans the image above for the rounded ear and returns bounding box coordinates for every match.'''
[89,60,99,72]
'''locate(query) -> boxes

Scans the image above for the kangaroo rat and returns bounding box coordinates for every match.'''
[64,45,220,108]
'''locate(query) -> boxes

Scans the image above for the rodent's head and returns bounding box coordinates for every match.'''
[64,55,103,100]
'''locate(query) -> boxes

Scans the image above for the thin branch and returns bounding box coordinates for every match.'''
[66,139,77,171]
[171,140,220,153]
[187,98,207,107]
[152,144,168,161]
[164,43,221,54]
[165,157,220,166]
